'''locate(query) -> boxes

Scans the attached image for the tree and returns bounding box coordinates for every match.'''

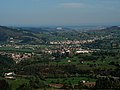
[16,83,32,90]
[0,79,11,90]
[95,77,120,89]
[61,81,73,90]
[29,76,47,89]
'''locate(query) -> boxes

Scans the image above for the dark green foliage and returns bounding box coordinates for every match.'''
[0,55,15,67]
[16,83,31,90]
[0,55,15,75]
[0,79,11,90]
[29,76,47,89]
[95,77,120,89]
[61,82,73,90]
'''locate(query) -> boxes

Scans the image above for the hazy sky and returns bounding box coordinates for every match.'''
[0,0,120,26]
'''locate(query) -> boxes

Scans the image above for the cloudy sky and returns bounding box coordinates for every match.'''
[0,0,120,26]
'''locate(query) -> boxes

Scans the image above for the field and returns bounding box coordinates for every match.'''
[4,76,96,90]
[46,76,96,84]
[0,46,33,53]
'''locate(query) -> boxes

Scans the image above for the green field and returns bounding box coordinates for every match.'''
[3,76,96,90]
[0,46,33,53]
[46,77,96,84]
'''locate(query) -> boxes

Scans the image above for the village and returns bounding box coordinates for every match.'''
[49,39,95,45]
[0,39,94,64]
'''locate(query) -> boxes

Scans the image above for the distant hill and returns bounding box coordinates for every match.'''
[0,26,87,44]
[0,26,42,44]
[0,25,120,45]
[105,26,120,30]
[21,27,49,32]
[92,26,120,32]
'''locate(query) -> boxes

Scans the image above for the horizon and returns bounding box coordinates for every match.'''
[1,24,120,28]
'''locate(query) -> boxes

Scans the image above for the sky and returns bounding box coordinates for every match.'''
[0,0,120,26]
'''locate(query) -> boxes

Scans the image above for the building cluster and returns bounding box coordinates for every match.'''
[0,52,32,63]
[11,53,32,63]
[43,45,92,56]
[50,40,94,45]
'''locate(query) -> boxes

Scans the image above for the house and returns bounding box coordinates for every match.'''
[78,80,96,88]
[68,60,71,63]
[4,72,15,76]
[4,72,15,79]
[75,50,89,54]
[49,84,63,88]
[82,82,96,87]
